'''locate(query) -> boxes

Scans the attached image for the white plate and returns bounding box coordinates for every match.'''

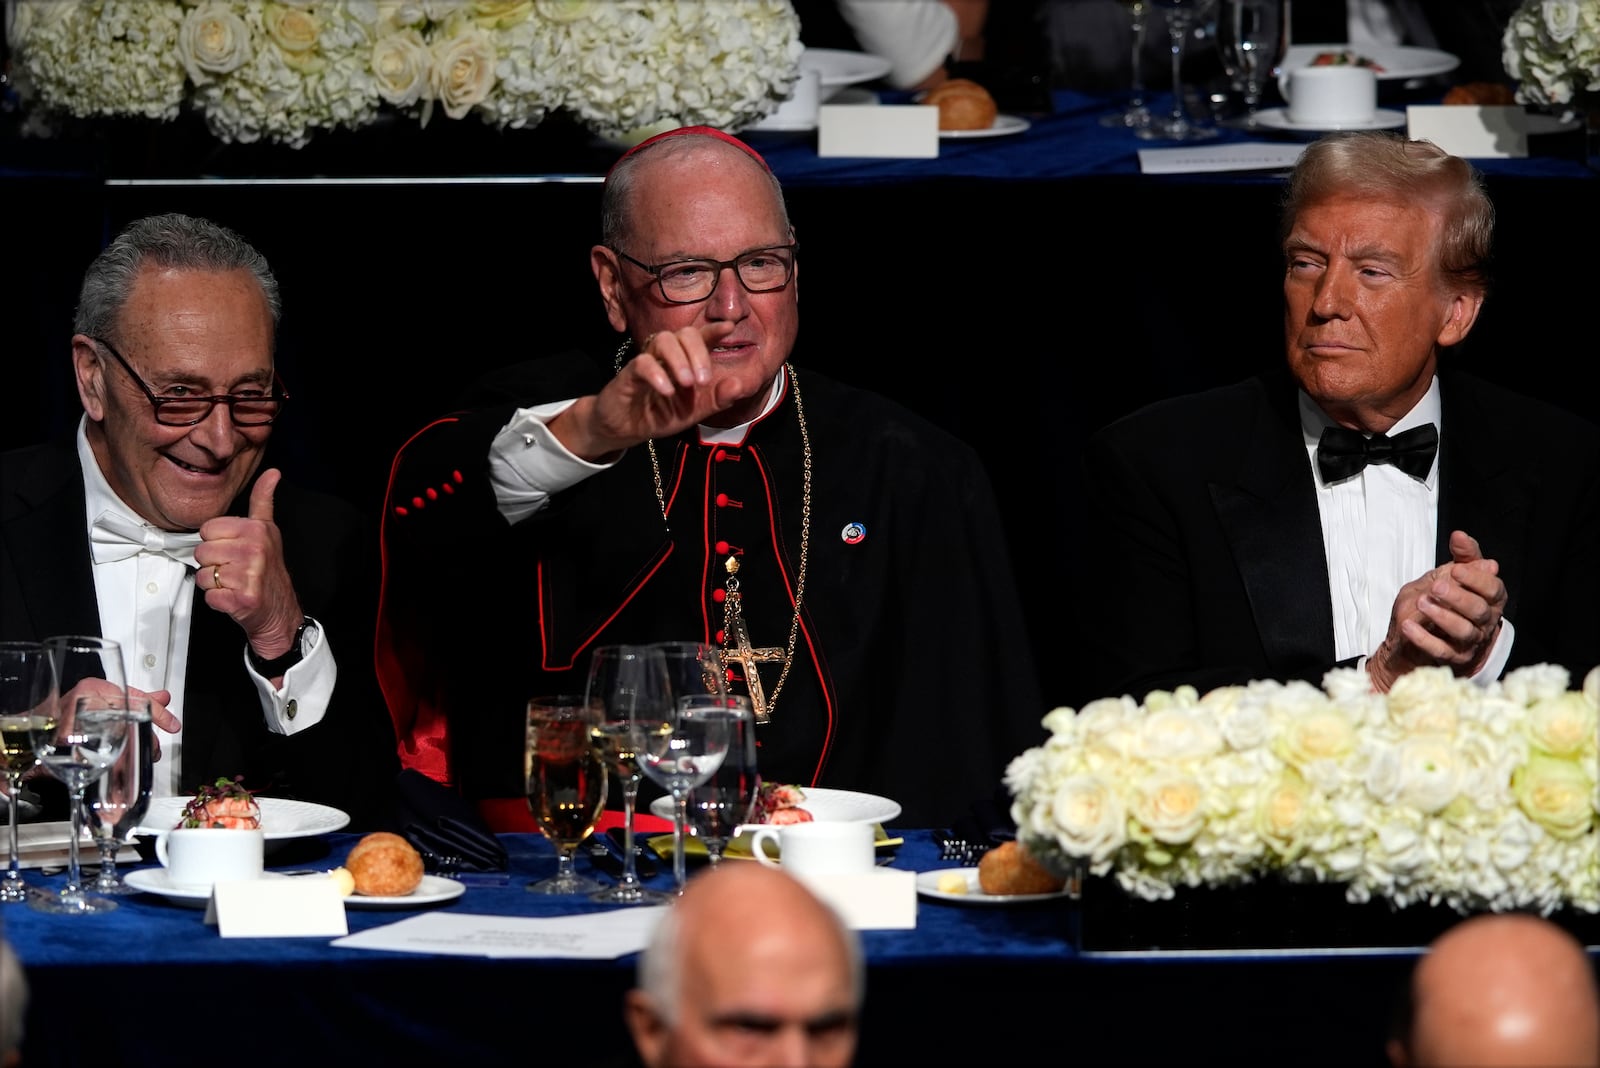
[1252,107,1405,132]
[123,868,466,909]
[745,86,880,133]
[915,867,1072,905]
[1281,44,1459,81]
[802,48,893,98]
[650,787,901,826]
[941,114,1030,140]
[134,796,351,840]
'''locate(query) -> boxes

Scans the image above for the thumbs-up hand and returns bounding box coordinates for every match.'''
[193,467,305,669]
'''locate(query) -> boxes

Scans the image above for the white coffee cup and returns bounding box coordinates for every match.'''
[762,67,821,128]
[749,820,874,876]
[155,827,264,890]
[1279,64,1377,126]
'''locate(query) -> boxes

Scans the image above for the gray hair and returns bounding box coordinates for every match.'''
[600,133,791,251]
[636,887,865,1026]
[1279,132,1494,295]
[73,212,282,340]
[0,939,27,1060]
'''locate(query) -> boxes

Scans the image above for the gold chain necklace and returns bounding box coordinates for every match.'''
[613,341,811,724]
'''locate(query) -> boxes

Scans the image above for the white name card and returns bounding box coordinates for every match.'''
[1406,106,1537,158]
[204,878,350,938]
[817,105,938,158]
[793,868,918,930]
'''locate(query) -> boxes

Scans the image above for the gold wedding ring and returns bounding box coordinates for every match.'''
[212,565,224,590]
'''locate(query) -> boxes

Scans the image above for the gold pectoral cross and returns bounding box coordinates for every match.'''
[722,571,784,724]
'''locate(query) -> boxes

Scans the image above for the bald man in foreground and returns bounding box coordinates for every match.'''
[1389,912,1600,1068]
[626,864,864,1068]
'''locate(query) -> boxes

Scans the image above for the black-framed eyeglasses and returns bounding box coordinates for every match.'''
[613,244,797,304]
[88,335,288,427]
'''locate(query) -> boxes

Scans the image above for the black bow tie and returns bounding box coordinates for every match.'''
[1316,423,1439,483]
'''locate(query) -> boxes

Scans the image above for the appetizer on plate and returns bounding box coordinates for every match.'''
[750,782,814,824]
[177,776,261,830]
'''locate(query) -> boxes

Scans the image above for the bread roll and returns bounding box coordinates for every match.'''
[923,78,998,131]
[1442,82,1516,106]
[344,832,425,896]
[977,840,1064,896]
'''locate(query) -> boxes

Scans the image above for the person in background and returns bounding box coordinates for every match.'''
[1388,912,1600,1067]
[793,1,989,90]
[625,863,863,1068]
[1079,131,1600,702]
[0,940,26,1067]
[0,213,398,827]
[378,127,1043,831]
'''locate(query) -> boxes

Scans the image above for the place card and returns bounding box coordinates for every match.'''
[1406,106,1534,158]
[204,878,349,937]
[792,869,917,929]
[817,105,938,158]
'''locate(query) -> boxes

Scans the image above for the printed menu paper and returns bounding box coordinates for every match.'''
[331,908,669,958]
[1138,144,1306,174]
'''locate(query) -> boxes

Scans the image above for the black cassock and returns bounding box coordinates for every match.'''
[379,351,1045,828]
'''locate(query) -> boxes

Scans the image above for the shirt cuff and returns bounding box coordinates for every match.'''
[247,617,332,735]
[1468,617,1515,686]
[488,400,616,525]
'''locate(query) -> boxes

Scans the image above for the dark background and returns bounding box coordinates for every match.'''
[4,116,1597,712]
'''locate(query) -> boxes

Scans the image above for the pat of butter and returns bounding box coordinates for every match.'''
[936,871,970,895]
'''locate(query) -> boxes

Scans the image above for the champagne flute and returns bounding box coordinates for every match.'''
[0,641,56,904]
[29,697,130,914]
[1215,0,1288,128]
[640,695,731,893]
[1101,0,1154,129]
[82,695,153,894]
[586,645,674,905]
[683,694,759,868]
[525,695,608,895]
[1137,0,1221,141]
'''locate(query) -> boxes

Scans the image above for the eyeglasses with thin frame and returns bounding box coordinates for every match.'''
[612,244,797,305]
[87,335,289,427]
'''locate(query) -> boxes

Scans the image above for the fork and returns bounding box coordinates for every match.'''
[934,830,989,865]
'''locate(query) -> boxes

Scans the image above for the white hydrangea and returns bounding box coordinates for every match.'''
[7,0,804,145]
[1502,0,1600,106]
[1007,665,1600,916]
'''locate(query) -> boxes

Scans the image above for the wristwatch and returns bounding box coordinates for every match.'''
[248,617,311,677]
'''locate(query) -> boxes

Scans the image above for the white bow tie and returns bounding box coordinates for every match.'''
[90,511,202,568]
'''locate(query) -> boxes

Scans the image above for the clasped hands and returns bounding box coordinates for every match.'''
[1367,530,1507,692]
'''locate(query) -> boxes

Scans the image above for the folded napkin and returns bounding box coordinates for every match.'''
[393,769,508,873]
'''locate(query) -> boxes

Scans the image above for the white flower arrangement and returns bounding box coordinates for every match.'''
[1006,664,1600,918]
[5,0,804,148]
[1502,0,1600,107]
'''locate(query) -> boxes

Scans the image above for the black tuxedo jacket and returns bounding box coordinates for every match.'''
[1079,367,1600,702]
[1,438,399,828]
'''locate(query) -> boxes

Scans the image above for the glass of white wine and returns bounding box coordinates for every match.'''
[0,641,56,904]
[525,695,608,895]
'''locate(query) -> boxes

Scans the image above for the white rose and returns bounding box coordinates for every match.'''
[1134,708,1223,763]
[429,28,497,119]
[470,0,534,29]
[1525,693,1598,757]
[1130,770,1206,845]
[179,2,253,85]
[1049,774,1127,864]
[1500,663,1572,705]
[1277,708,1357,767]
[1583,665,1599,709]
[1512,754,1595,839]
[1540,0,1582,43]
[372,30,431,107]
[1392,735,1463,813]
[1256,773,1314,859]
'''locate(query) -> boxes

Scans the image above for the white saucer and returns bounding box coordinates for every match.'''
[941,114,1031,139]
[1252,107,1405,132]
[915,867,1072,905]
[123,868,466,909]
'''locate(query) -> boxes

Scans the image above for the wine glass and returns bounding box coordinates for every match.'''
[1137,0,1220,141]
[0,641,56,904]
[1215,0,1288,128]
[683,694,759,868]
[29,697,131,914]
[42,635,128,719]
[585,645,675,906]
[82,695,153,895]
[525,695,609,895]
[1101,0,1153,130]
[640,695,732,893]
